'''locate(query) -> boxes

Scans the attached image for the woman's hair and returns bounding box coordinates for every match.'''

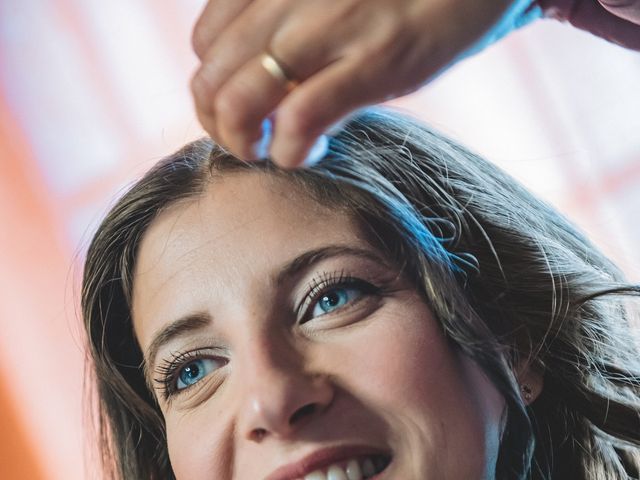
[82,108,640,479]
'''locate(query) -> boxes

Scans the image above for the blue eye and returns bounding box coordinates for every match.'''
[310,286,363,318]
[176,358,219,390]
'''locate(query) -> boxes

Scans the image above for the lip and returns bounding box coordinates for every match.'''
[264,445,391,480]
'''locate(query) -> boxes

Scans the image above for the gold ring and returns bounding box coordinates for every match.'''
[260,52,299,92]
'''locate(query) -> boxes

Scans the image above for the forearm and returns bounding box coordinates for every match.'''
[458,0,541,58]
[461,0,640,61]
[536,0,640,50]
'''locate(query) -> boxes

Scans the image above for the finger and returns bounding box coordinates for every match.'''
[192,0,254,59]
[270,57,386,168]
[540,0,640,49]
[200,2,360,160]
[192,76,221,142]
[598,0,640,25]
[191,3,285,143]
[191,1,289,121]
[213,54,292,160]
[572,0,640,48]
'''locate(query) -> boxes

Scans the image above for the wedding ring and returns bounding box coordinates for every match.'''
[260,52,299,92]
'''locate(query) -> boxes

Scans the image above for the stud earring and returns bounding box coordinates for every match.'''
[520,383,533,402]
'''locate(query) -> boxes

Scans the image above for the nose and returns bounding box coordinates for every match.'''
[238,339,335,442]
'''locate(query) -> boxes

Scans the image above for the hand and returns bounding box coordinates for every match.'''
[598,0,640,24]
[190,0,514,168]
[539,0,640,49]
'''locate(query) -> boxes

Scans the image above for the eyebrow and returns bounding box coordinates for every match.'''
[275,245,386,287]
[145,312,211,378]
[144,244,386,374]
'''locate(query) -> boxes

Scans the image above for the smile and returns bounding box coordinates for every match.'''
[299,454,391,479]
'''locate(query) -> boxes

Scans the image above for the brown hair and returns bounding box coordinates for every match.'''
[82,107,640,479]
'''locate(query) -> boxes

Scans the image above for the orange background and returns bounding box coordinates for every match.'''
[1,2,639,478]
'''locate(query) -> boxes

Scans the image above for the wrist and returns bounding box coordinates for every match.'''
[458,0,543,60]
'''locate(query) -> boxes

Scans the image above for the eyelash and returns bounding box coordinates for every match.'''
[154,272,381,401]
[298,270,381,323]
[154,349,224,402]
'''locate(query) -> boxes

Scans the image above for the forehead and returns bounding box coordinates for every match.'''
[135,171,362,268]
[131,172,366,337]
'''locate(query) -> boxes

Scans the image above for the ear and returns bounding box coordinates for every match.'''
[515,361,544,405]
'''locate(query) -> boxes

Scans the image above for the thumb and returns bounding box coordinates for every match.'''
[598,0,640,25]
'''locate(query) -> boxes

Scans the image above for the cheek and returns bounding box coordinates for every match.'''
[337,302,504,477]
[166,408,233,480]
[340,304,466,412]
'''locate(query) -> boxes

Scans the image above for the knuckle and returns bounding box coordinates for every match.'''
[279,104,319,139]
[190,71,215,113]
[214,89,251,133]
[191,22,209,59]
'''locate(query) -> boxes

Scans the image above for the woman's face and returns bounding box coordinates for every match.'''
[132,172,505,480]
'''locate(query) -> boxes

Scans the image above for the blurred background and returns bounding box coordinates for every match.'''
[1,1,639,478]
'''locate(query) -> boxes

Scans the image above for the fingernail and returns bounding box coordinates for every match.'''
[252,118,273,160]
[302,134,329,167]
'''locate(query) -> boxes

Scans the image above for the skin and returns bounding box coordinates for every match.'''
[190,0,640,168]
[132,172,506,479]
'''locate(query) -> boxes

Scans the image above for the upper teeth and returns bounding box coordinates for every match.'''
[302,456,383,480]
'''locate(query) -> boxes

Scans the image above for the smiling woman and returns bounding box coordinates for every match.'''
[132,172,504,480]
[82,108,640,479]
